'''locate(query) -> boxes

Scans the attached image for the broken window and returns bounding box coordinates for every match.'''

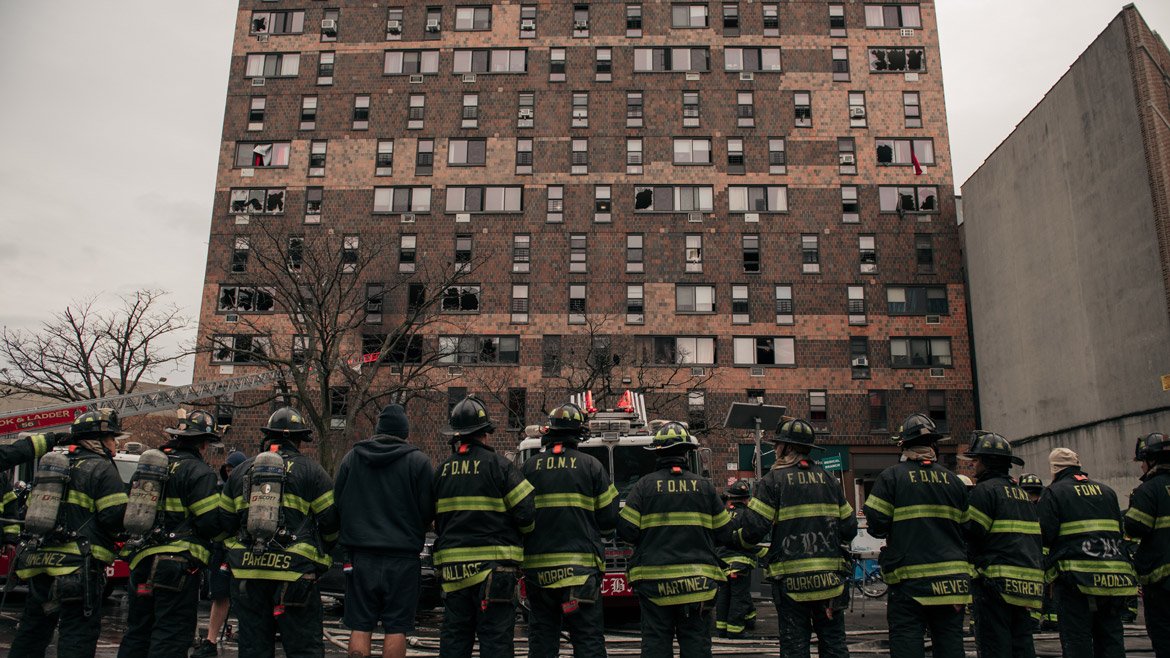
[732,337,794,366]
[235,142,291,168]
[634,186,714,212]
[868,47,926,73]
[879,186,938,213]
[230,188,285,214]
[218,286,275,313]
[341,236,359,274]
[875,139,935,166]
[288,237,304,272]
[442,285,481,312]
[211,335,272,364]
[305,187,322,221]
[250,10,306,35]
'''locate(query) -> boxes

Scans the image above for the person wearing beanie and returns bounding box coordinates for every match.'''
[1039,447,1137,658]
[334,403,434,658]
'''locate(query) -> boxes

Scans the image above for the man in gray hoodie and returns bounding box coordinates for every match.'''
[335,404,436,658]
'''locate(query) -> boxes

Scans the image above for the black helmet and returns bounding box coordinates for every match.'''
[895,413,942,447]
[442,396,494,438]
[773,418,822,451]
[964,430,1023,466]
[71,408,123,439]
[1135,432,1170,461]
[646,422,696,453]
[1018,473,1044,492]
[726,479,752,499]
[545,403,587,437]
[166,409,223,445]
[261,406,313,441]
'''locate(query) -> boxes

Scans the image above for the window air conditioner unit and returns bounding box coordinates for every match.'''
[426,19,441,32]
[900,28,915,37]
[521,19,536,31]
[447,365,463,375]
[929,368,945,378]
[744,212,759,223]
[685,72,701,81]
[849,106,866,118]
[456,213,471,223]
[387,20,402,34]
[628,152,642,164]
[401,212,416,223]
[409,74,424,84]
[839,153,856,165]
[851,356,869,368]
[321,19,338,32]
[225,314,239,323]
[690,367,706,377]
[251,77,266,87]
[518,108,534,119]
[750,367,766,377]
[926,315,941,324]
[574,20,589,30]
[739,71,754,81]
[462,73,477,83]
[688,212,703,222]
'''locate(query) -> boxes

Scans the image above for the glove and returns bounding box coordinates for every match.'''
[41,432,64,449]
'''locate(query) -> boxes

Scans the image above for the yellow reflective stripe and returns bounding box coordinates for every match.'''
[286,541,332,567]
[1125,507,1154,528]
[31,434,48,458]
[1056,560,1135,574]
[786,584,847,602]
[639,511,725,529]
[3,524,20,535]
[1058,519,1120,536]
[776,503,841,521]
[534,493,594,510]
[989,519,1041,535]
[911,594,972,605]
[1139,562,1170,584]
[441,569,492,593]
[432,545,523,565]
[980,564,1045,581]
[839,503,854,519]
[436,496,506,513]
[520,522,535,534]
[322,531,339,543]
[767,557,846,576]
[523,552,604,570]
[310,490,334,513]
[966,506,992,531]
[217,493,237,512]
[865,495,893,517]
[892,505,964,523]
[16,565,80,578]
[885,560,973,584]
[1156,518,1170,529]
[66,490,94,511]
[95,492,127,512]
[747,497,777,521]
[619,506,641,527]
[189,494,220,517]
[504,479,535,510]
[596,485,618,510]
[231,568,306,582]
[127,541,213,569]
[282,493,310,514]
[628,563,725,582]
[2,491,16,505]
[91,544,115,562]
[162,497,186,513]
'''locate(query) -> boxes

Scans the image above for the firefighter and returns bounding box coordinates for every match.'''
[10,409,128,658]
[736,419,857,658]
[522,402,619,658]
[715,479,760,639]
[117,409,224,658]
[0,431,60,469]
[433,396,535,658]
[219,406,339,658]
[1017,472,1058,630]
[1038,447,1136,658]
[617,422,732,658]
[1019,473,1044,503]
[862,413,970,658]
[961,431,1043,658]
[1125,432,1170,656]
[195,449,248,658]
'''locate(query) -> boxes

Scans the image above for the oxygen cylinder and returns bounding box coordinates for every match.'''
[123,449,170,537]
[246,450,285,543]
[24,451,71,537]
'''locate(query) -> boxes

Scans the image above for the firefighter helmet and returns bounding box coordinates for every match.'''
[1135,432,1170,462]
[442,396,495,438]
[545,403,587,436]
[963,430,1024,466]
[261,406,313,441]
[894,413,943,447]
[165,409,223,445]
[773,418,822,451]
[726,479,752,499]
[645,422,696,453]
[1018,473,1044,493]
[71,408,123,439]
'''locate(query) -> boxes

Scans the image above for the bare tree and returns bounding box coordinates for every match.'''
[205,223,485,472]
[0,290,189,402]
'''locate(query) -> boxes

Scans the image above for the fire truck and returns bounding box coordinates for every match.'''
[514,391,711,609]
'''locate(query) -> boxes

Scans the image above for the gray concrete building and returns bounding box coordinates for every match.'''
[962,4,1170,494]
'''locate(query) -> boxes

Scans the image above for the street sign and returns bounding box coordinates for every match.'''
[818,454,844,471]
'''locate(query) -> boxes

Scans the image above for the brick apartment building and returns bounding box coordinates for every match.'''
[194,0,975,509]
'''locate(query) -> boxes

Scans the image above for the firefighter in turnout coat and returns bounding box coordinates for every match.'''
[1126,432,1170,657]
[433,396,536,658]
[219,407,340,658]
[10,409,129,658]
[961,431,1043,658]
[617,422,732,658]
[862,413,971,658]
[522,403,619,658]
[118,410,224,658]
[736,419,857,658]
[1039,447,1136,658]
[714,479,760,639]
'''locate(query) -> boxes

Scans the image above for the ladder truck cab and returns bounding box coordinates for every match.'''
[515,390,710,608]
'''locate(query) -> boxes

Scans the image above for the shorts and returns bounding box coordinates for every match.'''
[343,552,421,634]
[208,545,232,600]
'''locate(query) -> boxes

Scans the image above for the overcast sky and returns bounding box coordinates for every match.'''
[0,1,1167,388]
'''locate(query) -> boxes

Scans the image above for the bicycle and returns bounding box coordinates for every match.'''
[847,552,887,598]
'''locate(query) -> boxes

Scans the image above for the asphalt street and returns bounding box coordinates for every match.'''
[0,589,1157,656]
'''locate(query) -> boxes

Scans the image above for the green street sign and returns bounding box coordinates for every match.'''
[818,454,844,471]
